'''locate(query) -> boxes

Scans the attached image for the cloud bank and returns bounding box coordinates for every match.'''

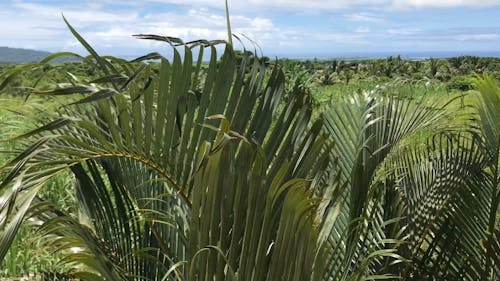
[0,0,498,57]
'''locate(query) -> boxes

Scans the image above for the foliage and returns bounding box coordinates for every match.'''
[0,20,499,281]
[279,56,500,90]
[447,75,476,91]
[0,98,75,278]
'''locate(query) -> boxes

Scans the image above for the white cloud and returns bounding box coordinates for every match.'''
[390,0,500,9]
[312,33,366,42]
[345,13,384,22]
[145,0,384,11]
[0,1,283,54]
[355,26,371,33]
[1,0,498,56]
[387,28,422,35]
[452,33,499,41]
[383,28,500,44]
[145,0,500,11]
[13,2,138,25]
[250,18,274,31]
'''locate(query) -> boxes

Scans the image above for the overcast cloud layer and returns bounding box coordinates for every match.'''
[1,0,499,58]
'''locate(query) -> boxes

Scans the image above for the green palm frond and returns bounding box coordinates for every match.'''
[322,87,462,279]
[0,20,332,280]
[383,132,489,279]
[475,74,500,279]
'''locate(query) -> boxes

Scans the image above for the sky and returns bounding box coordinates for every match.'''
[0,0,499,58]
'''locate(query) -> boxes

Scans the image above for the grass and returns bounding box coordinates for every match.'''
[0,97,74,278]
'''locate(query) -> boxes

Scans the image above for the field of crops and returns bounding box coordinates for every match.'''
[1,21,499,280]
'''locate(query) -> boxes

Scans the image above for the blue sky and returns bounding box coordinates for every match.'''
[0,0,499,58]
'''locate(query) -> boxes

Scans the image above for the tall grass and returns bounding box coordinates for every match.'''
[0,97,74,278]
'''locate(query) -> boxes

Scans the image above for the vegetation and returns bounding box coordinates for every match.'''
[0,18,499,281]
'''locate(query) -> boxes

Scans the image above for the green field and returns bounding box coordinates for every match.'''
[1,32,500,281]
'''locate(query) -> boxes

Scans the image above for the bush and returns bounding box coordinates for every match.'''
[447,75,475,91]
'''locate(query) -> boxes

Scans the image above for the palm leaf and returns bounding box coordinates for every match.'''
[1,22,332,280]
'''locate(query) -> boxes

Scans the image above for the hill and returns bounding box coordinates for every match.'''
[0,46,53,63]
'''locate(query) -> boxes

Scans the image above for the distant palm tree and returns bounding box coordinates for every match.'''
[426,58,443,78]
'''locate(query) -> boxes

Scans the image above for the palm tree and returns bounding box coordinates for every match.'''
[426,58,445,79]
[0,19,333,280]
[1,19,499,281]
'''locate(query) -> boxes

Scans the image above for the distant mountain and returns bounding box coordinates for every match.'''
[0,46,54,63]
